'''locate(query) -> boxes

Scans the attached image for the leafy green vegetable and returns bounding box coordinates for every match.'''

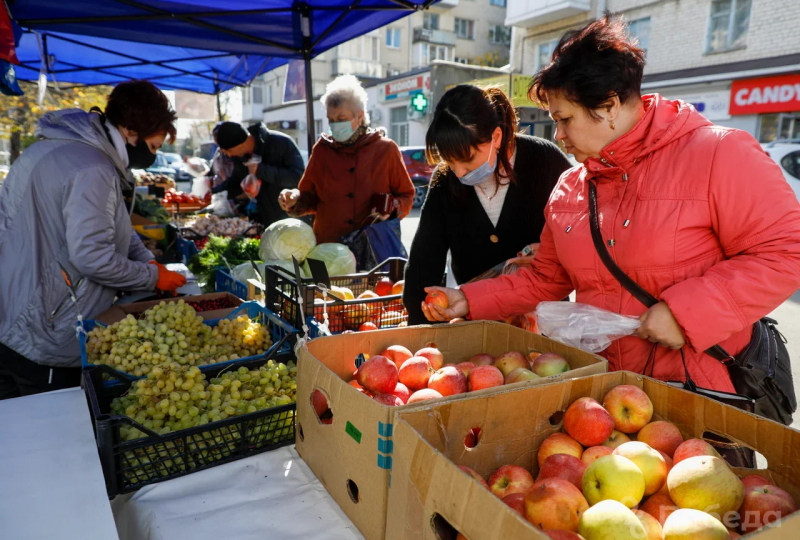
[187,234,262,292]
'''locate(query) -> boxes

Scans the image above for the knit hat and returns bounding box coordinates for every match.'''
[213,121,249,150]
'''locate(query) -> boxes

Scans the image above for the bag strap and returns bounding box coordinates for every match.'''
[587,182,735,364]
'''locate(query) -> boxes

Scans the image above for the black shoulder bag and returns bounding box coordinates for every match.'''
[588,182,795,426]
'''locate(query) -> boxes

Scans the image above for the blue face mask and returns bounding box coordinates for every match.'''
[330,120,355,143]
[457,149,497,186]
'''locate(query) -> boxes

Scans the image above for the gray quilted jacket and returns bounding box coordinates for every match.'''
[0,109,158,367]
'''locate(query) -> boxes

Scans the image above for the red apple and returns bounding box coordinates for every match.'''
[407,388,443,404]
[602,430,632,450]
[740,484,798,533]
[458,465,489,489]
[455,362,477,377]
[729,530,741,539]
[468,365,504,391]
[427,366,467,397]
[390,280,404,295]
[538,432,584,468]
[469,353,495,366]
[398,356,434,391]
[564,397,615,447]
[373,393,403,407]
[531,352,570,377]
[640,492,679,526]
[424,290,449,309]
[504,367,540,385]
[742,474,774,489]
[672,439,721,465]
[634,509,664,540]
[544,532,585,540]
[495,351,528,377]
[537,453,587,491]
[375,277,394,296]
[414,347,444,370]
[312,390,331,424]
[381,345,413,370]
[391,382,410,404]
[637,421,683,458]
[358,322,378,332]
[581,445,614,466]
[602,385,654,434]
[658,450,674,474]
[489,464,535,499]
[356,355,399,395]
[502,493,526,516]
[524,477,589,532]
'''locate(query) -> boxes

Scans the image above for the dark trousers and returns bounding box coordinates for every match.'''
[0,342,81,400]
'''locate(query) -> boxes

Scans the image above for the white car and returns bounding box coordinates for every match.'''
[762,140,800,201]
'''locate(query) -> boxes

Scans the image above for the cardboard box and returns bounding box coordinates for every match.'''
[387,371,800,540]
[295,321,608,540]
[94,292,243,325]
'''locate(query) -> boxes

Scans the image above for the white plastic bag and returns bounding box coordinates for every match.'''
[208,191,236,217]
[534,302,641,353]
[240,155,262,199]
[191,176,210,198]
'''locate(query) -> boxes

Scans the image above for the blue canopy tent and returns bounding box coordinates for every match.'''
[9,0,438,149]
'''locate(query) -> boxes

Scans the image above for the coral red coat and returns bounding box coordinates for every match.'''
[462,94,800,392]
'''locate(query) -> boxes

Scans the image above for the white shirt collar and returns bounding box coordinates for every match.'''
[105,119,129,168]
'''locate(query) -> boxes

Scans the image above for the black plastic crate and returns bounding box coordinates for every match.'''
[84,354,296,497]
[264,258,408,334]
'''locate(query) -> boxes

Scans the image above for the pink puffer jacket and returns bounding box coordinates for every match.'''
[462,94,800,392]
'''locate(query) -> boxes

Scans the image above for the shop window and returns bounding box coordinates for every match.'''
[390,106,409,147]
[706,0,752,53]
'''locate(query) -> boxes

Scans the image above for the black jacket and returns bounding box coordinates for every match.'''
[212,123,305,226]
[403,135,572,325]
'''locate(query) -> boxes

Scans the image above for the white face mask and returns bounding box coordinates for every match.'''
[457,149,497,186]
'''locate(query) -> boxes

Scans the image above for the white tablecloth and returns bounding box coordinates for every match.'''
[112,446,366,540]
[0,388,119,540]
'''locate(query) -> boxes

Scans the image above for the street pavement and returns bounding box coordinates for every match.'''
[399,207,800,430]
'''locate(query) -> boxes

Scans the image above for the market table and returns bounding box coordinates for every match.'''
[0,388,119,540]
[111,445,366,540]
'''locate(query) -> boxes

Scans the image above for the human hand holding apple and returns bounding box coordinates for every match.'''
[420,286,469,322]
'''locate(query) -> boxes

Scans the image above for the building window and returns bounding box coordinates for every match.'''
[386,28,401,48]
[314,119,323,140]
[490,0,506,5]
[243,87,250,105]
[252,85,263,105]
[372,36,380,61]
[706,0,752,53]
[536,39,559,72]
[268,85,273,106]
[390,106,408,147]
[419,43,451,66]
[455,18,475,40]
[489,25,511,45]
[455,57,470,65]
[423,12,439,31]
[627,17,651,52]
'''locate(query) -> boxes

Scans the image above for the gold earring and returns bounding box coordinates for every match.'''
[609,120,616,130]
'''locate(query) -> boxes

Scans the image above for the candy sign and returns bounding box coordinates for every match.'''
[730,74,800,115]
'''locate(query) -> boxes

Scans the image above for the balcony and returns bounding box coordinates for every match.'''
[413,27,457,46]
[505,0,591,28]
[331,58,384,79]
[437,0,459,7]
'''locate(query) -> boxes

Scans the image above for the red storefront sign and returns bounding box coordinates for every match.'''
[730,73,800,115]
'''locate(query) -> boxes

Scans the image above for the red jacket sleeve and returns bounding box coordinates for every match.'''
[661,130,800,351]
[387,143,415,219]
[461,220,575,320]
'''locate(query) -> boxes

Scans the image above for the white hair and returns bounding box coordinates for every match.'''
[320,74,370,126]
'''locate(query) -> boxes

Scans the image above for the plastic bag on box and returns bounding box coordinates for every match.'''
[534,302,641,353]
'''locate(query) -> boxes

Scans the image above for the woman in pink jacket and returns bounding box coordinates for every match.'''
[422,15,800,393]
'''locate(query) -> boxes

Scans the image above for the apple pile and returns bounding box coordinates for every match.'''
[456,385,798,540]
[312,278,407,332]
[348,346,571,406]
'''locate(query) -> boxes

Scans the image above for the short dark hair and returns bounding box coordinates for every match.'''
[529,13,645,118]
[426,84,518,198]
[105,81,177,143]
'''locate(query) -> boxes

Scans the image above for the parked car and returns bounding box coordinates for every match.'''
[400,146,435,208]
[762,139,800,202]
[144,151,177,180]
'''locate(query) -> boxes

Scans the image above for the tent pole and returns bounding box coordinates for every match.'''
[304,52,315,154]
[214,72,222,121]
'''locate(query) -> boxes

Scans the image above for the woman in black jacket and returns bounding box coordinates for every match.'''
[404,84,572,325]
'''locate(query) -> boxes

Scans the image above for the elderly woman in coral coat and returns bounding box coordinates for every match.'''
[421,16,800,393]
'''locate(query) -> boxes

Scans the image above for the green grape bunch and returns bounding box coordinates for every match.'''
[86,300,273,375]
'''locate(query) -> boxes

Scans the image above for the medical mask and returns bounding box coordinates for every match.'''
[457,149,497,186]
[330,120,356,143]
[126,138,157,169]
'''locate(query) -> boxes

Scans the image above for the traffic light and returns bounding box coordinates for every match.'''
[411,93,428,113]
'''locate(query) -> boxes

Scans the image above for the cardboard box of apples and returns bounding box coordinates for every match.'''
[295,321,608,540]
[386,371,800,540]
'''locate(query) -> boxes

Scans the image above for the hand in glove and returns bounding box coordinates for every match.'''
[149,261,187,292]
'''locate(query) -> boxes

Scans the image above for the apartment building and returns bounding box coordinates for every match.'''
[506,0,800,142]
[242,0,512,143]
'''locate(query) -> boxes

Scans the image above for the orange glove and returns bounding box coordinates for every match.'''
[148,261,187,292]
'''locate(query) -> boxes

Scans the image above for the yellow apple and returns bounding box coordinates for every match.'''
[582,454,645,508]
[663,508,730,540]
[613,441,668,496]
[578,500,646,540]
[667,456,744,519]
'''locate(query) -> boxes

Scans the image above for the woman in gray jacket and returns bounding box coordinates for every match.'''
[0,81,186,399]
